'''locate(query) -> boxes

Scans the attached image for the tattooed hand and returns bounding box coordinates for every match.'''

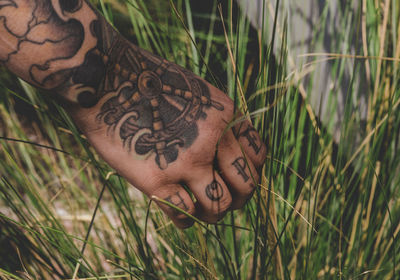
[0,0,266,228]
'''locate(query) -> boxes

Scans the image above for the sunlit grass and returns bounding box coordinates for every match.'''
[1,0,399,279]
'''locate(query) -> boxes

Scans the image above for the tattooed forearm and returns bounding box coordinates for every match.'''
[165,192,189,213]
[232,157,250,182]
[205,180,223,201]
[0,0,224,169]
[0,0,98,89]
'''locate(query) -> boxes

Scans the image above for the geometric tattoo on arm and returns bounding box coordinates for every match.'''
[240,126,262,154]
[0,0,224,170]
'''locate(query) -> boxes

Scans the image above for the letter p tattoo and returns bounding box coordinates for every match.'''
[232,157,249,182]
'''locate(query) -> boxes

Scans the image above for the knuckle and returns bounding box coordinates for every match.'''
[242,182,257,198]
[254,143,267,168]
[210,193,232,216]
[147,174,168,193]
[154,186,195,222]
[200,193,232,223]
[245,185,257,201]
[175,219,195,229]
[173,203,195,221]
[230,178,258,210]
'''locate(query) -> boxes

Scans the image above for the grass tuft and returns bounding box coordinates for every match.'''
[0,0,399,279]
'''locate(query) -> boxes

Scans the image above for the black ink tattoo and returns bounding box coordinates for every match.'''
[0,0,98,89]
[0,0,224,170]
[165,192,189,214]
[234,125,262,154]
[205,180,223,201]
[96,45,224,169]
[241,127,262,154]
[232,157,249,182]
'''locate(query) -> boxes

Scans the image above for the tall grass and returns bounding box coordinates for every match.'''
[0,0,399,279]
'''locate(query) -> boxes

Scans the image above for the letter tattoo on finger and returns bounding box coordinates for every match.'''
[165,192,189,214]
[205,180,223,201]
[234,125,262,155]
[232,157,249,182]
[242,127,262,154]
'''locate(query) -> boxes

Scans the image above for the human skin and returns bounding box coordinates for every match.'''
[0,0,266,228]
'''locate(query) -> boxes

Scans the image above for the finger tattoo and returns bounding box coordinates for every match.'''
[205,180,224,201]
[232,157,250,182]
[164,192,189,213]
[234,125,262,154]
[241,127,262,154]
